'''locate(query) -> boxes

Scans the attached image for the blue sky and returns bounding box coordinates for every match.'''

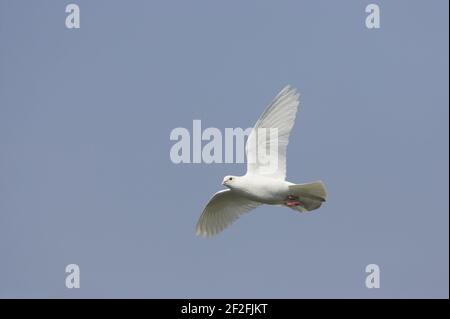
[0,0,448,298]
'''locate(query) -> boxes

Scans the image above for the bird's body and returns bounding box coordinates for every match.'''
[195,85,327,237]
[224,174,291,205]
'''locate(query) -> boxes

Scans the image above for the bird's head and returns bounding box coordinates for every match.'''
[222,175,238,188]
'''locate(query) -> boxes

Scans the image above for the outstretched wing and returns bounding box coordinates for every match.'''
[246,86,300,180]
[196,190,261,237]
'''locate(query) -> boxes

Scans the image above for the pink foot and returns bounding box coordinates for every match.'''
[285,201,302,207]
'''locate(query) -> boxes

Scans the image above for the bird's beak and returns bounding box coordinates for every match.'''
[222,181,226,186]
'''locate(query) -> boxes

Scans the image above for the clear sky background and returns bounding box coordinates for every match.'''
[0,0,448,298]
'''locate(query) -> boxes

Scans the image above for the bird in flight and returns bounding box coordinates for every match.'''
[195,86,327,237]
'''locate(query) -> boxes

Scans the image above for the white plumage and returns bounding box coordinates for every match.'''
[196,86,327,237]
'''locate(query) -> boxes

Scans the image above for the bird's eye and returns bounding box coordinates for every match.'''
[229,177,233,181]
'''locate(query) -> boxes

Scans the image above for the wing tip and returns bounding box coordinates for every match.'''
[280,85,300,102]
[195,225,214,238]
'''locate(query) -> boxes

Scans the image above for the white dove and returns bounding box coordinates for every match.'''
[195,85,327,237]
